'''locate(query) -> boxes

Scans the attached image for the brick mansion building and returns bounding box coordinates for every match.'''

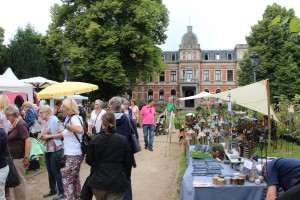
[131,26,248,109]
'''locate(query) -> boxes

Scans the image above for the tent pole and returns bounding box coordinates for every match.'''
[267,80,271,152]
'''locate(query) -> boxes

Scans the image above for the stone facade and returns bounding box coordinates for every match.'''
[131,26,248,109]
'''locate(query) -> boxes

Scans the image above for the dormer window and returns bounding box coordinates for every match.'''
[172,54,176,61]
[228,53,232,60]
[215,53,220,60]
[204,54,209,60]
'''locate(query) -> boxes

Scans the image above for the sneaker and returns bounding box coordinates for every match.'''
[145,145,148,149]
[53,193,64,200]
[43,191,57,198]
[148,148,153,151]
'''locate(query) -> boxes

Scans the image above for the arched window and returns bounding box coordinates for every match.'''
[204,89,210,93]
[204,54,209,60]
[171,89,176,100]
[159,89,164,100]
[228,54,232,60]
[148,89,153,100]
[216,89,221,93]
[215,53,220,60]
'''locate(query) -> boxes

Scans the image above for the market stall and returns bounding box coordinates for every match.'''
[0,68,34,102]
[180,146,266,200]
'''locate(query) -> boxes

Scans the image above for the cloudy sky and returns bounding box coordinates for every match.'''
[0,0,299,50]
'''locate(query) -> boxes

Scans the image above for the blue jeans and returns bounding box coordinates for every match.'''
[143,125,155,148]
[45,150,64,195]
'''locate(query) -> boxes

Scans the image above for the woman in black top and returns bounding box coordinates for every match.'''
[85,112,132,200]
[0,127,9,199]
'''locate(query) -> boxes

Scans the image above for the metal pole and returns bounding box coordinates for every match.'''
[253,68,256,83]
[65,72,68,81]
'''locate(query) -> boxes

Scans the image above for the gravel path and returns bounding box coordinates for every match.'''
[24,129,183,200]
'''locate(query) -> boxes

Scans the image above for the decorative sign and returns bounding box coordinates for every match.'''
[243,158,253,180]
[193,180,214,187]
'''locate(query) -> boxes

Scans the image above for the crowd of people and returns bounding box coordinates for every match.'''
[0,94,163,200]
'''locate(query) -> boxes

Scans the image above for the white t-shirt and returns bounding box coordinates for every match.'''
[0,112,11,133]
[88,109,106,133]
[63,115,83,156]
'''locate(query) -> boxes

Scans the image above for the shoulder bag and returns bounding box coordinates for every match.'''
[29,119,42,134]
[72,116,91,155]
[54,148,66,170]
[126,115,141,154]
[5,146,21,188]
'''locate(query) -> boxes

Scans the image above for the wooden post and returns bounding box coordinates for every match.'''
[267,80,271,152]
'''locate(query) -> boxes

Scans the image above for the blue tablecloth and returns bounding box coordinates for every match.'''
[180,146,265,200]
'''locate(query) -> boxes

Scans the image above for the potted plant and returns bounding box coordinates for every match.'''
[211,143,225,159]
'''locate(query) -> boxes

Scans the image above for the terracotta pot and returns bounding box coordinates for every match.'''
[213,151,221,158]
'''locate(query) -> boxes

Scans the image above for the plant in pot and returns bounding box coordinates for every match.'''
[211,143,225,160]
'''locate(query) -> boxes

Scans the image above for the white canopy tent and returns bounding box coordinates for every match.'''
[49,95,89,108]
[178,91,212,100]
[0,68,34,102]
[210,80,279,123]
[55,94,89,100]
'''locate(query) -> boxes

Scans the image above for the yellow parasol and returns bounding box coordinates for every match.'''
[37,81,98,99]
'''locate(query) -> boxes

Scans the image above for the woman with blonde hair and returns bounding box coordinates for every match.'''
[0,94,11,133]
[39,105,64,200]
[61,98,84,200]
[85,112,132,200]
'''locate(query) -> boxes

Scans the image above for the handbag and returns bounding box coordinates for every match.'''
[80,175,93,200]
[29,119,42,134]
[54,149,66,170]
[136,122,141,128]
[5,147,21,188]
[126,115,141,154]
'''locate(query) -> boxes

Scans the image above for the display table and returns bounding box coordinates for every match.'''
[224,148,244,170]
[180,146,265,200]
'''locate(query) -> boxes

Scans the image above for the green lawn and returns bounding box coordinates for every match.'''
[264,139,300,159]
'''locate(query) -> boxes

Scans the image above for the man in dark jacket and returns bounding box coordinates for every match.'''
[108,97,138,200]
[263,158,300,200]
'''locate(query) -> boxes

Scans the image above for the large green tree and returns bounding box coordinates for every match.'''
[237,3,300,100]
[2,24,48,78]
[0,27,7,73]
[46,0,169,100]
